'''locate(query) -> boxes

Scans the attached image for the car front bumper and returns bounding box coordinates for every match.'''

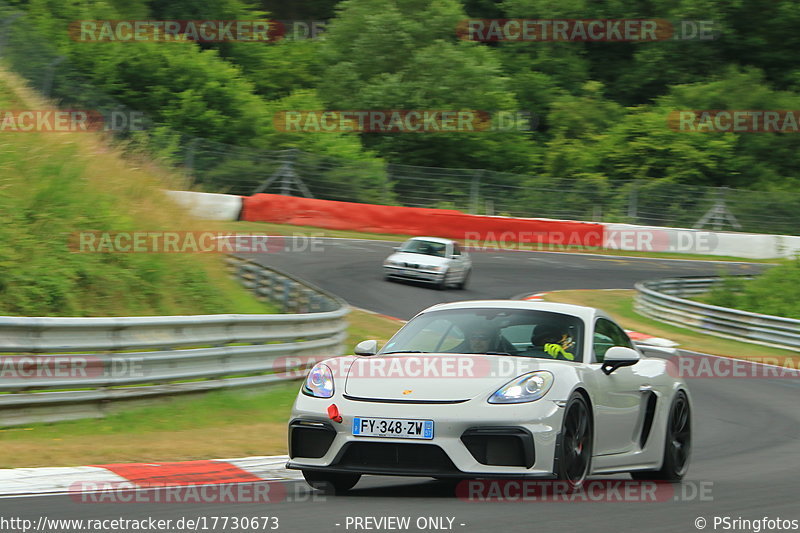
[384,265,445,283]
[287,393,565,478]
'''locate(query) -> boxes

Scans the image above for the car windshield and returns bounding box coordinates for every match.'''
[379,308,584,361]
[398,239,447,257]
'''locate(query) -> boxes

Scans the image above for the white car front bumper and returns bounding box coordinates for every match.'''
[384,265,446,284]
[287,393,565,478]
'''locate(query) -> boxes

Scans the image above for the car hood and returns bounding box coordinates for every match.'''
[343,353,546,401]
[387,252,449,267]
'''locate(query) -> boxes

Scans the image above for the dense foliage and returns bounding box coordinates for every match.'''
[8,0,800,199]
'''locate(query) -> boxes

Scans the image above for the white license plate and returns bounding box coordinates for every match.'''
[352,417,434,440]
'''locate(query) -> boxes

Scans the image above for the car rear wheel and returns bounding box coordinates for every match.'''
[555,392,593,491]
[302,470,361,494]
[631,390,691,482]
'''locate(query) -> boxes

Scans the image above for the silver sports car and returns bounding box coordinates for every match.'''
[287,300,691,493]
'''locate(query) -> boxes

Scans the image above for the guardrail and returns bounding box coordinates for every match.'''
[0,259,349,426]
[634,276,800,351]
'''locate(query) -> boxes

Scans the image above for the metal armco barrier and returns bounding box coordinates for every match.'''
[0,259,349,426]
[635,276,800,351]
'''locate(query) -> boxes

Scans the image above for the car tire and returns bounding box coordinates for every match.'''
[302,470,361,494]
[554,391,593,491]
[435,271,448,290]
[455,269,470,290]
[630,390,691,482]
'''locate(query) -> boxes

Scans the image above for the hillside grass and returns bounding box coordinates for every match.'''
[0,69,275,316]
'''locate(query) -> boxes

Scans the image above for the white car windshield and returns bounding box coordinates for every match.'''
[380,308,584,361]
[398,239,447,257]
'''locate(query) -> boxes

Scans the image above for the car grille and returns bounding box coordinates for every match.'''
[335,442,459,474]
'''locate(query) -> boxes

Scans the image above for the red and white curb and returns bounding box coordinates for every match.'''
[0,456,301,497]
[521,291,679,349]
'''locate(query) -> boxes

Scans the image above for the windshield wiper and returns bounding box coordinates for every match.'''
[480,351,512,355]
[381,350,427,354]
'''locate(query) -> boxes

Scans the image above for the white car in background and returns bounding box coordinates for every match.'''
[383,237,471,289]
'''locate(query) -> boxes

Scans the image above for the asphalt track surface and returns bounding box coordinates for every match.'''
[246,238,765,319]
[3,241,798,533]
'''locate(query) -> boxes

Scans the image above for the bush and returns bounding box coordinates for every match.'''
[705,260,800,319]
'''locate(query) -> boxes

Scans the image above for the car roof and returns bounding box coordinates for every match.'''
[418,299,602,322]
[405,236,454,245]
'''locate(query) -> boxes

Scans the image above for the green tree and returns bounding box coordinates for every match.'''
[318,0,535,172]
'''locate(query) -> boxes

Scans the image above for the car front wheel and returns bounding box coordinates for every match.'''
[455,268,470,290]
[435,271,449,290]
[555,392,593,490]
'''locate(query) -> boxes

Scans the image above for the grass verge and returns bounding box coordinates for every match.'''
[0,309,403,468]
[542,289,799,363]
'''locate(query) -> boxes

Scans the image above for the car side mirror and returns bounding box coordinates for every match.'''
[354,339,378,356]
[601,346,640,375]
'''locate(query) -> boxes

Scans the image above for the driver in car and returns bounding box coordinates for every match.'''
[457,326,516,355]
[466,328,493,354]
[530,324,576,361]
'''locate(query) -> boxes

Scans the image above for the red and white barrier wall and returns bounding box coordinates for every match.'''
[172,191,800,259]
[241,194,604,245]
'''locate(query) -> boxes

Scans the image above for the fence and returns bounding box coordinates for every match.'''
[635,276,800,351]
[0,260,349,426]
[174,145,800,236]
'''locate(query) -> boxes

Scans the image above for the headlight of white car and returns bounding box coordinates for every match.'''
[384,259,401,267]
[423,265,444,271]
[488,371,554,404]
[302,363,334,398]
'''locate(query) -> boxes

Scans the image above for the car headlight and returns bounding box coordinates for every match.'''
[424,265,443,271]
[488,371,554,404]
[384,260,400,267]
[302,363,334,398]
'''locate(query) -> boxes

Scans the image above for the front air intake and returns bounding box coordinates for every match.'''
[461,427,535,468]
